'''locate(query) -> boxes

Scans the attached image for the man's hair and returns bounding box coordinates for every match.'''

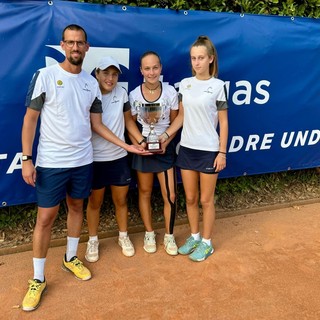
[62,24,87,41]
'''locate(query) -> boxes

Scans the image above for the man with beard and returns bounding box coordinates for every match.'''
[20,24,145,312]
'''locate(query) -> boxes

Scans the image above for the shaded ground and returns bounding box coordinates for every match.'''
[0,202,319,319]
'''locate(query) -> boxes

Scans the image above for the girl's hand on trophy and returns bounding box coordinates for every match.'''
[128,144,152,155]
[159,131,170,143]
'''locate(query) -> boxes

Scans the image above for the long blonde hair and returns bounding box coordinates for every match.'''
[190,35,218,77]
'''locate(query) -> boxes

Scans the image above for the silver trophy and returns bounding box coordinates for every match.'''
[135,101,166,153]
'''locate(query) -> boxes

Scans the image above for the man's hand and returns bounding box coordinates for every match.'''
[22,161,36,187]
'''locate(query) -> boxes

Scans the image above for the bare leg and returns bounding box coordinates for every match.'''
[111,185,129,232]
[66,195,84,238]
[157,167,177,234]
[199,173,218,239]
[180,169,200,234]
[86,188,105,236]
[137,171,154,232]
[33,205,59,258]
[111,184,135,256]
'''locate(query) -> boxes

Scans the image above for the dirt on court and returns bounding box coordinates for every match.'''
[0,201,319,320]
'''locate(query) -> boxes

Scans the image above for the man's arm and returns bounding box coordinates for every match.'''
[21,108,40,187]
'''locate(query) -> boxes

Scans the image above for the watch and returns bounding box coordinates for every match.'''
[138,137,146,145]
[22,155,32,161]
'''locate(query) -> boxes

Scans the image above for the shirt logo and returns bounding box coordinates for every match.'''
[204,87,213,94]
[83,83,91,92]
[112,95,120,104]
[56,80,64,88]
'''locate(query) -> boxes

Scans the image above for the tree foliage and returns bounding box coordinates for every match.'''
[68,0,320,18]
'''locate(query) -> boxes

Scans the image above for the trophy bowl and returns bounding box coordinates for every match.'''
[135,101,165,153]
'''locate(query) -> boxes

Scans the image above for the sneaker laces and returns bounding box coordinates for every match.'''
[197,241,206,250]
[69,257,84,270]
[165,236,176,246]
[27,280,42,296]
[186,236,199,246]
[195,241,211,253]
[145,234,155,243]
[121,236,132,248]
[87,240,98,253]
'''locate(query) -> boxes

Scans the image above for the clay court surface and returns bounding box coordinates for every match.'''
[0,202,319,320]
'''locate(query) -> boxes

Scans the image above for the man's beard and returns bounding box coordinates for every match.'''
[67,53,83,66]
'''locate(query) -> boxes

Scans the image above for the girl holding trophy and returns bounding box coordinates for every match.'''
[160,36,229,262]
[129,51,179,256]
[85,56,147,262]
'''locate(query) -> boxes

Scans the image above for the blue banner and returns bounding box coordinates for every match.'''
[0,0,319,206]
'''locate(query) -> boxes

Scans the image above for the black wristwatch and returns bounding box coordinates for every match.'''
[22,155,32,161]
[138,138,146,145]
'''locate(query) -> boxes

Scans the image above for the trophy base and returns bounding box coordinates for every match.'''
[146,141,162,153]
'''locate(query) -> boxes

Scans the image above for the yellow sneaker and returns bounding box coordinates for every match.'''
[62,255,91,281]
[22,279,47,312]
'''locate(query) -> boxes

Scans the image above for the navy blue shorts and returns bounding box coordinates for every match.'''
[176,146,219,174]
[36,164,93,208]
[92,156,131,189]
[132,139,176,173]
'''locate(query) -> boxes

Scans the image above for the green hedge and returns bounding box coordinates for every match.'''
[69,0,320,18]
[1,168,319,229]
[1,0,318,229]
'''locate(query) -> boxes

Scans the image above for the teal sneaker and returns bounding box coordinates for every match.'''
[178,236,201,255]
[189,241,214,262]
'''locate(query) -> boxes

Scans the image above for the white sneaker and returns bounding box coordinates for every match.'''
[118,236,135,257]
[164,234,178,256]
[143,232,156,253]
[85,240,99,262]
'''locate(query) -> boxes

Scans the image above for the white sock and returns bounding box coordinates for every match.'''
[66,236,79,261]
[119,231,128,238]
[89,235,98,242]
[164,233,173,238]
[202,238,212,246]
[191,232,201,241]
[145,231,155,236]
[33,257,46,282]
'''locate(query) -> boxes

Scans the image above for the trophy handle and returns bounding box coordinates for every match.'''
[134,100,142,122]
[160,99,168,120]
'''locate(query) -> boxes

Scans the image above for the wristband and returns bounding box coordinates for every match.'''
[219,151,227,154]
[138,138,146,145]
[164,131,170,139]
[218,152,227,159]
